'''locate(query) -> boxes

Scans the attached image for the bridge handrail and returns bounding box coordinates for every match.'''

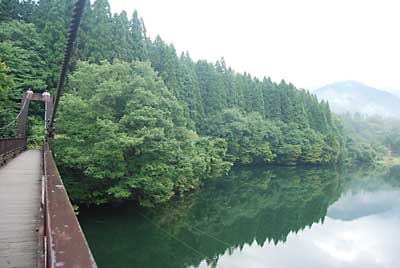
[41,141,97,268]
[0,138,27,164]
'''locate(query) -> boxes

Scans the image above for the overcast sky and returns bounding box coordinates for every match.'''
[108,0,400,93]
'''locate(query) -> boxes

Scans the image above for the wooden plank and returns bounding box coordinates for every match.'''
[0,150,41,268]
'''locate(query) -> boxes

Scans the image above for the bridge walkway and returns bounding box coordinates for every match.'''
[0,150,41,268]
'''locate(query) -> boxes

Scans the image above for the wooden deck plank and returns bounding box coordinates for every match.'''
[0,150,41,268]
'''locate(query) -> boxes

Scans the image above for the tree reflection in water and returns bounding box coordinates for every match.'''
[79,165,399,268]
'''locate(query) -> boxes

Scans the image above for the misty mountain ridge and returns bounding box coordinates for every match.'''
[314,80,400,118]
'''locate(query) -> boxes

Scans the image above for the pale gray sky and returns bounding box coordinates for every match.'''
[109,0,400,94]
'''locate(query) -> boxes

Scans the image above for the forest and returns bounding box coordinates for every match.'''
[0,0,380,206]
[340,113,400,162]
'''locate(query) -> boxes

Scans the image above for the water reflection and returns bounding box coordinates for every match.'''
[79,165,400,268]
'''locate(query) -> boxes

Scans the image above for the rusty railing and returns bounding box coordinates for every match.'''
[0,138,27,165]
[39,141,97,268]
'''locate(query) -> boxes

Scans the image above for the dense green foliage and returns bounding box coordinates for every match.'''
[54,61,230,205]
[340,113,400,163]
[0,0,367,206]
[0,18,47,137]
[0,60,15,136]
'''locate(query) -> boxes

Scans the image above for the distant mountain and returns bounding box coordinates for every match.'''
[314,81,400,117]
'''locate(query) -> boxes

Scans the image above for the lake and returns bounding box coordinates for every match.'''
[79,165,400,268]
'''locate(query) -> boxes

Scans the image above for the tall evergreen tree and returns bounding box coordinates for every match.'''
[84,0,113,62]
[177,52,204,128]
[0,20,47,90]
[130,10,147,61]
[35,0,69,86]
[111,11,133,62]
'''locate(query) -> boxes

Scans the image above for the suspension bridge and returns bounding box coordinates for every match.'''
[0,0,97,267]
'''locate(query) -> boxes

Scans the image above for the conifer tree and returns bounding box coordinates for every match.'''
[130,10,147,61]
[112,11,133,62]
[84,0,113,62]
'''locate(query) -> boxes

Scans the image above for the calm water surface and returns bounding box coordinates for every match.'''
[79,165,400,268]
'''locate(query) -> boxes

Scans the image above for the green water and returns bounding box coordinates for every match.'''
[79,165,400,268]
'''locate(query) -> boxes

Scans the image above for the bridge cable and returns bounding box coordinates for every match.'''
[0,97,29,131]
[138,211,226,268]
[47,0,86,137]
[157,208,233,247]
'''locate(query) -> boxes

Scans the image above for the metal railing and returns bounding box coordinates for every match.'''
[0,138,27,165]
[39,141,97,268]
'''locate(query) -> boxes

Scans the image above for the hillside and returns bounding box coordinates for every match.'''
[315,81,400,117]
[0,0,369,206]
